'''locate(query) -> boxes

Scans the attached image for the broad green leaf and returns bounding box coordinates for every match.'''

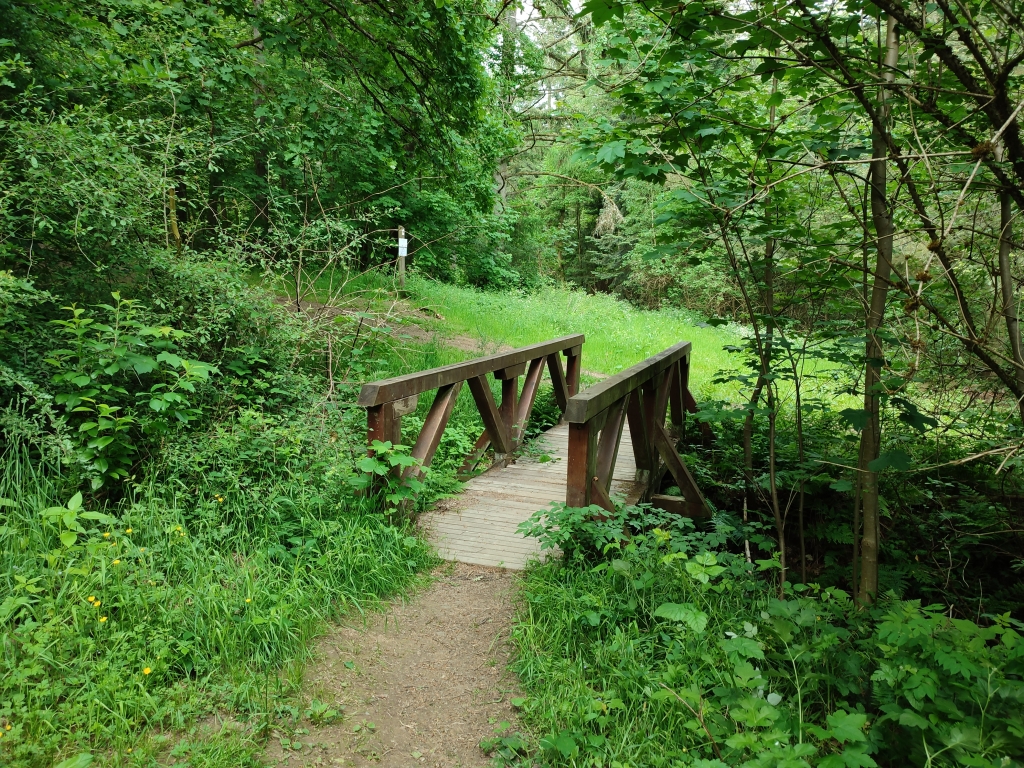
[580,0,622,25]
[60,530,78,547]
[553,731,576,757]
[839,408,869,430]
[67,492,83,511]
[653,602,708,633]
[828,710,868,743]
[720,636,764,660]
[54,754,94,768]
[596,140,627,166]
[868,450,912,472]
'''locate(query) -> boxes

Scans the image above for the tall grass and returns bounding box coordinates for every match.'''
[0,445,432,767]
[406,276,741,389]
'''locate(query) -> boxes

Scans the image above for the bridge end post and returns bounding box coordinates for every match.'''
[566,420,596,508]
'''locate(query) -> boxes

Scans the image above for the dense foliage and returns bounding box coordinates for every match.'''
[514,503,1024,767]
[3,0,1024,765]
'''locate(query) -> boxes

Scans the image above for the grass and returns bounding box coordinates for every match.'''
[0,438,433,767]
[405,276,741,389]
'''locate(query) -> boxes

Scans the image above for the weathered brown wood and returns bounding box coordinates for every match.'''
[393,394,419,417]
[650,493,705,519]
[467,375,510,453]
[590,475,615,513]
[652,421,711,517]
[358,335,585,406]
[495,363,527,380]
[547,353,570,412]
[458,431,492,477]
[565,341,691,423]
[405,382,463,477]
[514,357,545,443]
[653,367,673,426]
[367,402,399,449]
[566,421,597,507]
[625,387,653,476]
[667,360,684,428]
[499,377,518,456]
[595,394,629,490]
[565,349,582,397]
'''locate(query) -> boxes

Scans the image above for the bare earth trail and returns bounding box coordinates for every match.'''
[263,564,522,768]
[262,296,606,768]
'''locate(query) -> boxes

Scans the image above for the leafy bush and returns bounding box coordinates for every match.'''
[512,503,1024,767]
[0,446,433,767]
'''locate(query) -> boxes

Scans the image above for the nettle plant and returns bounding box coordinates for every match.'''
[45,294,217,486]
[352,439,425,516]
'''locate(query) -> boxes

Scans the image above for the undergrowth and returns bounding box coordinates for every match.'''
[511,504,1024,768]
[0,443,433,767]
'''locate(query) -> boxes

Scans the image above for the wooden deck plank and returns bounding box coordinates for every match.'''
[421,422,640,570]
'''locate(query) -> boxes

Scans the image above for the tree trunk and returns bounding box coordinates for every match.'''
[252,0,269,230]
[857,15,898,605]
[999,191,1024,421]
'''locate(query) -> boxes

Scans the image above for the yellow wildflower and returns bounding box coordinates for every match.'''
[94,600,101,607]
[143,667,151,675]
[99,616,107,623]
[113,559,121,565]
[125,528,133,534]
[87,595,96,602]
[245,598,252,604]
[103,532,111,538]
[139,548,145,553]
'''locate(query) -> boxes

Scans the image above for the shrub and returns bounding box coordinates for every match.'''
[512,503,1024,767]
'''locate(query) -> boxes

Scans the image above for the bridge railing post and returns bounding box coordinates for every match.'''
[564,342,711,519]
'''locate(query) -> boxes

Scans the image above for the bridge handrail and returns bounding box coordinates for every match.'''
[357,334,583,406]
[565,341,712,518]
[565,341,691,423]
[360,334,584,480]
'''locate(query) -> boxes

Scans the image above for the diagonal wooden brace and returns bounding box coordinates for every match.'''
[467,375,510,453]
[652,421,711,518]
[547,352,570,413]
[405,381,463,478]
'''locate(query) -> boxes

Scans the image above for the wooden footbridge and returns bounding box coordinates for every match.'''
[357,336,712,569]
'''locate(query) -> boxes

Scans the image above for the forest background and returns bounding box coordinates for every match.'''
[2,0,1024,765]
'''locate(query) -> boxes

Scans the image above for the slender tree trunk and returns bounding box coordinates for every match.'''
[999,191,1024,420]
[252,0,269,230]
[857,15,898,605]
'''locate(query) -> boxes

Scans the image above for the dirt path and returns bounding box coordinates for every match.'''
[263,563,522,768]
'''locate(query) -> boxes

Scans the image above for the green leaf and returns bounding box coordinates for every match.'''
[897,710,930,730]
[67,492,83,511]
[60,530,78,547]
[868,450,912,472]
[827,710,868,743]
[596,140,627,165]
[766,91,784,108]
[553,731,576,757]
[54,754,94,768]
[653,602,709,632]
[580,0,622,25]
[720,636,764,661]
[830,479,854,492]
[839,408,869,430]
